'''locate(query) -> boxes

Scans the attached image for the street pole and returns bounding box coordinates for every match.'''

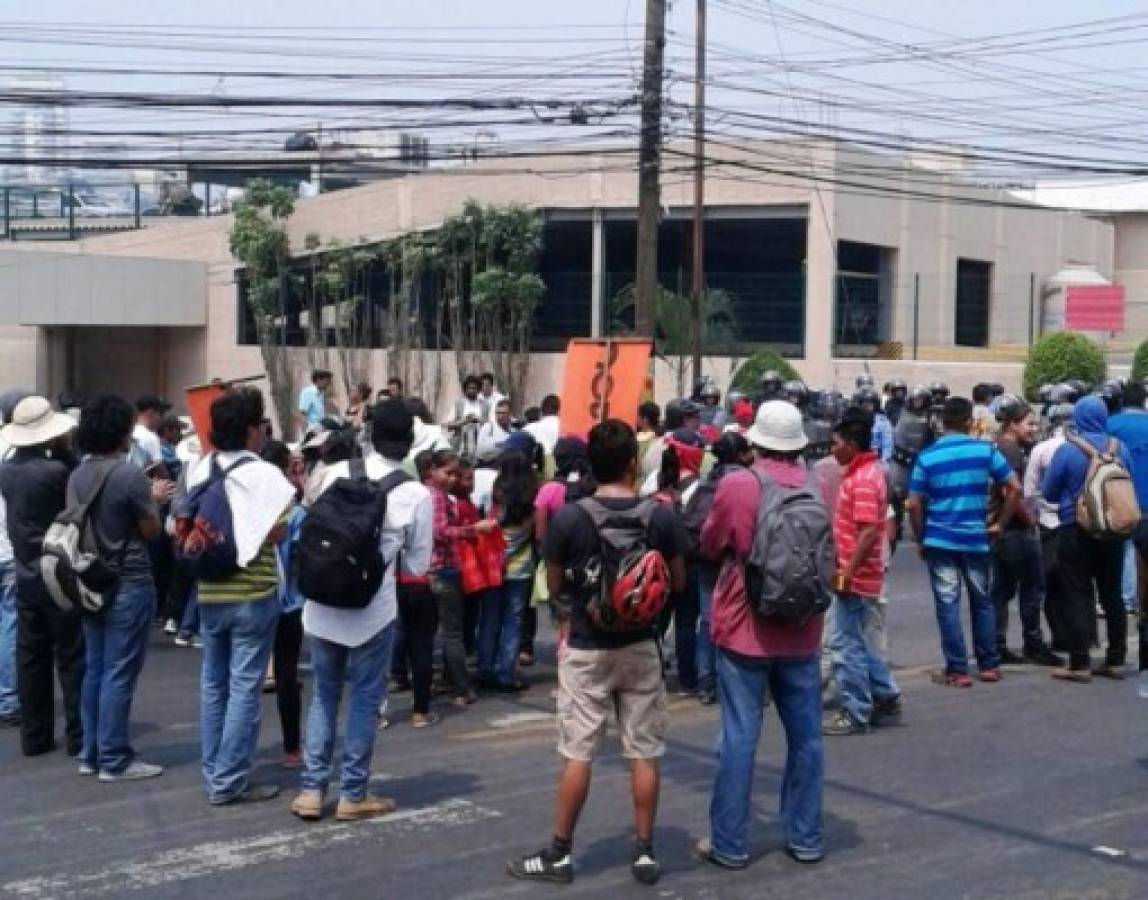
[635,0,666,337]
[690,0,706,385]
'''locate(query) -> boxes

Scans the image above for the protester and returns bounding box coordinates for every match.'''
[908,397,1019,687]
[636,402,662,473]
[823,407,902,735]
[509,419,686,886]
[0,392,22,728]
[528,437,595,666]
[685,431,751,705]
[0,396,83,757]
[405,397,451,465]
[345,381,372,430]
[479,372,505,421]
[69,396,170,780]
[190,388,295,804]
[425,448,496,707]
[525,394,562,455]
[476,399,513,460]
[971,383,997,441]
[452,459,483,657]
[291,398,433,822]
[262,440,306,769]
[1042,395,1136,682]
[990,398,1061,667]
[298,370,334,434]
[131,395,170,471]
[696,401,828,869]
[1108,381,1148,615]
[477,450,536,692]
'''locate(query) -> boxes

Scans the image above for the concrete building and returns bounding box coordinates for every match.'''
[0,139,1120,428]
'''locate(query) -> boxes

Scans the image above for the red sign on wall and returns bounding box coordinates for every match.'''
[1065,285,1125,331]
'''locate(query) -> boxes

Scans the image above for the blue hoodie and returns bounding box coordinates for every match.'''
[1042,396,1136,526]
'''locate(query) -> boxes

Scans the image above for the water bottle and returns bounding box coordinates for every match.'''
[1137,670,1148,700]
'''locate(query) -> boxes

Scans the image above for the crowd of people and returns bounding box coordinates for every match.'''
[0,363,1144,887]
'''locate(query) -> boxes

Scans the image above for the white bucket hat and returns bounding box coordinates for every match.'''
[746,400,808,453]
[2,396,77,448]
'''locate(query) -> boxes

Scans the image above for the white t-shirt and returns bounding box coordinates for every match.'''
[131,423,164,468]
[1025,431,1065,530]
[302,454,433,647]
[525,415,561,455]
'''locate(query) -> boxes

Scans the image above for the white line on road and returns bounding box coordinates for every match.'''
[1,799,501,899]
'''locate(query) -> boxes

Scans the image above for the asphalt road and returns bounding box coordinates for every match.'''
[1,551,1146,900]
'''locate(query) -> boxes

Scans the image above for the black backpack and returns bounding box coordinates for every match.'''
[680,477,717,560]
[298,459,410,609]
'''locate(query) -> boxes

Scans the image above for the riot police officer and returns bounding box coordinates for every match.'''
[803,387,835,463]
[884,379,908,427]
[758,369,785,404]
[889,385,934,542]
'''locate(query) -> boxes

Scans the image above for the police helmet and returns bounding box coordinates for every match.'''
[759,369,783,392]
[929,381,950,402]
[908,385,932,413]
[995,394,1031,425]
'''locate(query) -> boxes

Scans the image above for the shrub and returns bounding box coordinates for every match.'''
[1131,338,1148,383]
[1022,331,1105,401]
[730,349,803,394]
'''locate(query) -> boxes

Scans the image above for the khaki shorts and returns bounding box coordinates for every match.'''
[556,641,667,762]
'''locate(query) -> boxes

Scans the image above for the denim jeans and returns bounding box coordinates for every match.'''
[477,579,529,687]
[179,585,200,636]
[924,548,999,674]
[302,622,395,802]
[829,594,899,725]
[990,530,1046,654]
[199,593,279,804]
[80,581,156,773]
[430,571,468,696]
[696,565,717,693]
[710,649,823,864]
[0,563,19,717]
[1123,540,1138,613]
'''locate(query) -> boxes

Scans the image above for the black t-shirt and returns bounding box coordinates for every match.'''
[543,495,686,650]
[991,439,1029,532]
[0,450,72,589]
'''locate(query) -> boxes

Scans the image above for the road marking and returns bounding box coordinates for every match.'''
[1,799,500,899]
[1092,846,1129,859]
[487,711,554,728]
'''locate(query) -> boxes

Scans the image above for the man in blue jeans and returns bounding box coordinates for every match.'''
[188,388,296,805]
[292,398,433,822]
[908,397,1020,688]
[823,407,902,735]
[0,560,19,727]
[1109,381,1148,615]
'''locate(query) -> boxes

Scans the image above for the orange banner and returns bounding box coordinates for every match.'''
[559,339,653,441]
[185,383,225,454]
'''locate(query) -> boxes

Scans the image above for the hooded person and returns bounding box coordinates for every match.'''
[1041,396,1137,681]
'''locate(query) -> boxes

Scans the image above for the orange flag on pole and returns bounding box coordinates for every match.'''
[559,339,653,440]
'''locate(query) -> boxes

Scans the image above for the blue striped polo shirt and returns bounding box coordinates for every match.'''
[909,434,1012,553]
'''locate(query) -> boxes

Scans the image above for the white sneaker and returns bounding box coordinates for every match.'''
[163,618,178,636]
[77,762,96,777]
[98,760,164,782]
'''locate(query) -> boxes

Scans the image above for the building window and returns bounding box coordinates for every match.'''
[834,240,895,355]
[535,219,592,351]
[955,258,992,348]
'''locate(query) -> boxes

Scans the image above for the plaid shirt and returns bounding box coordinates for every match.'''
[430,487,474,572]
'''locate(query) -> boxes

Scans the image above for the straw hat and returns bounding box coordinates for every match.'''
[1,396,76,448]
[746,400,808,453]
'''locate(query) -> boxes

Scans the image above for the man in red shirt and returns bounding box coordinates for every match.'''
[824,408,902,736]
[694,401,826,870]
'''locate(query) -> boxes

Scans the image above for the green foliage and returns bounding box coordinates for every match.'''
[1022,331,1106,400]
[730,349,802,394]
[229,179,296,320]
[1131,338,1148,383]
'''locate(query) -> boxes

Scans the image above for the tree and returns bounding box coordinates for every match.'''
[610,284,735,397]
[228,179,297,434]
[1131,338,1148,383]
[312,237,376,395]
[1022,331,1106,401]
[729,349,803,394]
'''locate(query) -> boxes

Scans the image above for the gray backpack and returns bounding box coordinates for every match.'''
[744,468,835,624]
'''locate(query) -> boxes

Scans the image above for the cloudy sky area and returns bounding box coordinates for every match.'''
[2,0,1148,185]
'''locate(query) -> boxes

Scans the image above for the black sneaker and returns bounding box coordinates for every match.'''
[998,648,1027,666]
[871,695,903,725]
[631,844,660,885]
[1024,647,1065,667]
[508,847,573,884]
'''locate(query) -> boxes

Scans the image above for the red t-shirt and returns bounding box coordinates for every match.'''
[834,451,887,599]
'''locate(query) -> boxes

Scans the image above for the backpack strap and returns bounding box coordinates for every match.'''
[375,469,411,497]
[71,459,121,524]
[349,457,368,481]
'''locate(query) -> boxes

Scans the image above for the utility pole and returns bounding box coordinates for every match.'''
[690,0,706,384]
[634,0,667,337]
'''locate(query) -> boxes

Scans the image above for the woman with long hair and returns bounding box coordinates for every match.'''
[478,451,538,691]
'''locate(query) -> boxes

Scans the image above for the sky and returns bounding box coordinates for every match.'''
[3,0,1148,187]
